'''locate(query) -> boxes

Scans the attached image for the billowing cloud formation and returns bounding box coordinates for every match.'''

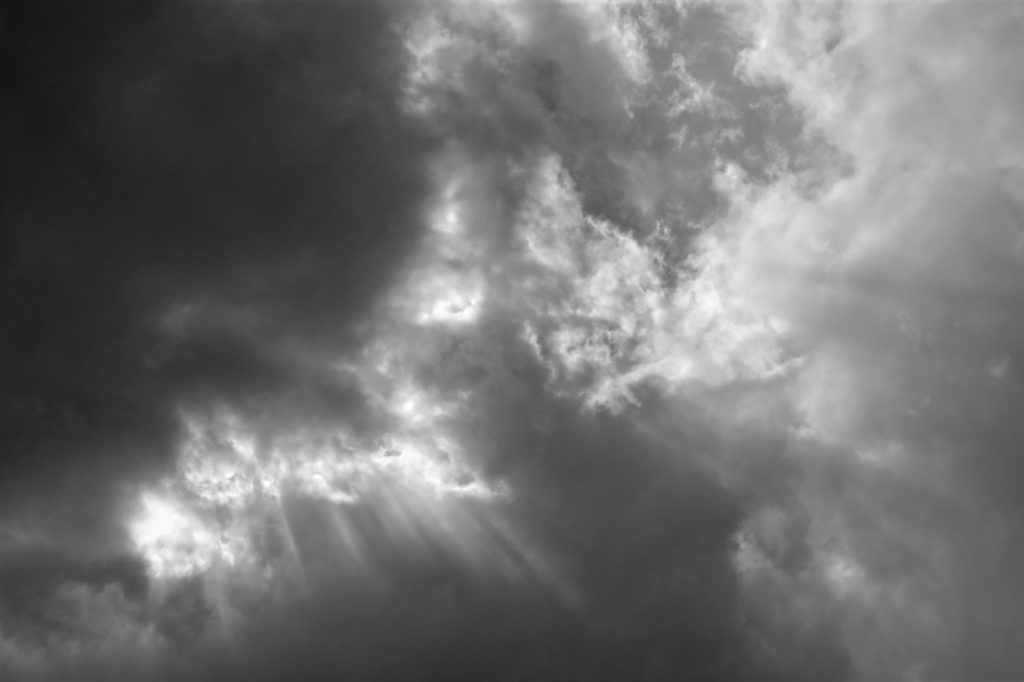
[4,1,1024,680]
[712,3,1024,678]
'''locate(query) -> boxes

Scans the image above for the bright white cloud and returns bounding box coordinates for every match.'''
[695,2,1024,678]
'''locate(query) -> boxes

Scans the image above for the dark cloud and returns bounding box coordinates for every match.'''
[0,546,147,624]
[0,2,852,680]
[9,1,1023,681]
[0,3,445,675]
[0,0,433,532]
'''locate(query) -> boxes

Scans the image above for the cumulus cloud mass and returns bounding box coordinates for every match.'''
[3,1,1024,680]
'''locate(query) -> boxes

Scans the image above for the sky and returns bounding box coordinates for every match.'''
[2,1,1024,680]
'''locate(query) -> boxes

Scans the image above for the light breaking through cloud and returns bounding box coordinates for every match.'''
[3,1,1024,680]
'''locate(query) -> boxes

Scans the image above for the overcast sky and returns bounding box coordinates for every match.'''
[3,1,1024,680]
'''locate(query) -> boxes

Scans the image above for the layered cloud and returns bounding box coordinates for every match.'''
[4,1,1024,680]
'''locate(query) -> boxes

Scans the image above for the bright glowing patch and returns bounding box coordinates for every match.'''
[127,391,505,582]
[414,273,484,326]
[428,172,468,238]
[821,552,869,601]
[128,492,223,579]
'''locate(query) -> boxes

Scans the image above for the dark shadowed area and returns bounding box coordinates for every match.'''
[0,0,432,537]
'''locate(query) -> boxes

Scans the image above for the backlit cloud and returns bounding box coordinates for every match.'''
[5,1,1024,680]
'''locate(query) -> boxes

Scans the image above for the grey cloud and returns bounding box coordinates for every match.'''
[160,408,822,682]
[14,1,1020,681]
[0,0,434,541]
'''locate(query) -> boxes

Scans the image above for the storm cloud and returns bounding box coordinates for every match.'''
[3,1,1024,681]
